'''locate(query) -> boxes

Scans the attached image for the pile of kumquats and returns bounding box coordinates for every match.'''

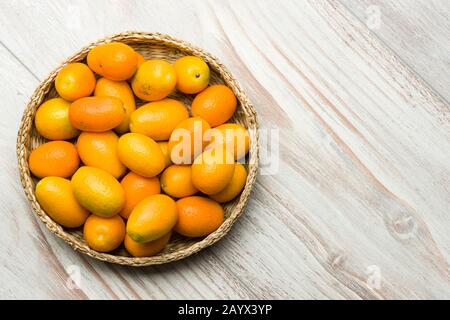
[29,42,250,257]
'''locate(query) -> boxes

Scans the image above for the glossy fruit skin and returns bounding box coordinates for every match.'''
[124,232,171,257]
[168,117,211,164]
[117,133,165,178]
[87,42,138,81]
[71,166,125,217]
[210,163,247,203]
[119,172,160,219]
[35,98,80,140]
[135,52,145,67]
[84,214,125,252]
[174,56,210,94]
[175,196,224,237]
[35,177,89,228]
[192,85,237,127]
[29,141,79,178]
[94,78,136,134]
[157,141,173,168]
[130,98,189,141]
[126,194,178,243]
[55,63,96,101]
[131,60,176,101]
[76,131,126,178]
[206,123,250,160]
[69,96,125,132]
[160,165,198,198]
[191,146,235,195]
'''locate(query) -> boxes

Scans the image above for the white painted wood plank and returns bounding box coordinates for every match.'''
[341,0,450,103]
[0,0,448,299]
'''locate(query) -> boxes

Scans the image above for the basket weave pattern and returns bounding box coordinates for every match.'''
[16,32,258,266]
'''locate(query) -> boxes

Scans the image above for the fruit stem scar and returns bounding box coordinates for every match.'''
[195,73,200,78]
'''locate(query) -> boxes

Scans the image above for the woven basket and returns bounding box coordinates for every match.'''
[16,32,258,266]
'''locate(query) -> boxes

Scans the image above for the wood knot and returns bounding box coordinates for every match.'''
[391,215,417,239]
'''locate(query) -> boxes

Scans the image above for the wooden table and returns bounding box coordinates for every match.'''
[1,0,449,299]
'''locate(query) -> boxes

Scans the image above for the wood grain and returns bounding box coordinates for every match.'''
[0,0,449,299]
[342,0,450,104]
